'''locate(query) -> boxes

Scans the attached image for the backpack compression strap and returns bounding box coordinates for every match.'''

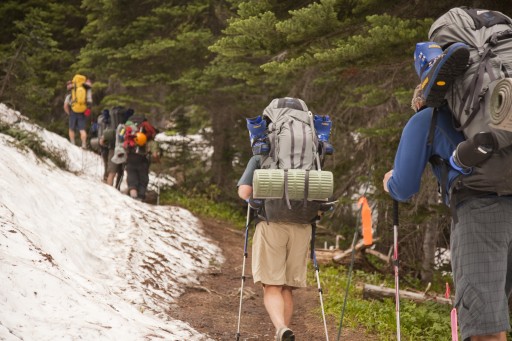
[284,169,291,209]
[304,170,310,207]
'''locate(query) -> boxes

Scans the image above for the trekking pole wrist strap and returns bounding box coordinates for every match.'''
[449,153,472,175]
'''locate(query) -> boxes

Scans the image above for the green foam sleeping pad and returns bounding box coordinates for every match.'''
[489,78,512,132]
[252,169,333,201]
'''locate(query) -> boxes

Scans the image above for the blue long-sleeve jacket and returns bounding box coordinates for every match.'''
[387,106,465,205]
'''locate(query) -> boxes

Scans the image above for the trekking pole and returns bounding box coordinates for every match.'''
[115,163,125,190]
[156,182,160,206]
[235,205,252,341]
[393,200,401,341]
[336,211,361,341]
[311,223,330,341]
[445,283,458,341]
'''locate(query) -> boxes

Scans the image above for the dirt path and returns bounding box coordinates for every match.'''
[174,218,378,341]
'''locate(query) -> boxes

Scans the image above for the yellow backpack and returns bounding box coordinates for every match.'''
[71,74,88,113]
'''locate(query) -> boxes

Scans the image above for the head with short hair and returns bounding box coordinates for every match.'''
[411,84,426,112]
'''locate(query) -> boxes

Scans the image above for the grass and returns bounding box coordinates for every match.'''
[159,186,247,228]
[309,265,453,341]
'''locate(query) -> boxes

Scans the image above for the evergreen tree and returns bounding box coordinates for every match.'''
[0,0,85,133]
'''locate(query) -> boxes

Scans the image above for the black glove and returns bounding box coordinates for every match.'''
[451,131,497,170]
[247,196,263,210]
[318,200,337,212]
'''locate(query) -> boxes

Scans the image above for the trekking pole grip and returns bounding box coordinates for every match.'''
[393,200,399,227]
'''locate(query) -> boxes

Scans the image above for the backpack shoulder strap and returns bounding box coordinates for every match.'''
[427,108,450,205]
[427,108,438,146]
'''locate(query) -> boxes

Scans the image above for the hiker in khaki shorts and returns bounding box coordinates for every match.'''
[237,97,334,341]
[238,155,311,341]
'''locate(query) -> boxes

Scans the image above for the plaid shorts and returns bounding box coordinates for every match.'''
[451,196,512,340]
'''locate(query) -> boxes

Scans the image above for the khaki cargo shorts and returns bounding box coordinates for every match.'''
[251,221,311,288]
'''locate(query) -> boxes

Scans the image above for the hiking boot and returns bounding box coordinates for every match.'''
[275,327,295,341]
[414,42,470,107]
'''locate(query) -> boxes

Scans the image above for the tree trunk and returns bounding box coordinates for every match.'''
[209,98,236,192]
[363,283,451,305]
[0,42,24,100]
[421,221,440,284]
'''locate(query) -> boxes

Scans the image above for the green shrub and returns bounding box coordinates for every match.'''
[310,265,453,341]
[160,186,246,227]
[0,123,68,170]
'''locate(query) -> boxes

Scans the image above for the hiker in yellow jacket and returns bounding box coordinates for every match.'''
[64,74,93,149]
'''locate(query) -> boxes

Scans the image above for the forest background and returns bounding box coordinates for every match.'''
[1,0,510,287]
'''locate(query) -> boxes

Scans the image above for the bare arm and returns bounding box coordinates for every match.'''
[238,184,252,200]
[63,95,70,114]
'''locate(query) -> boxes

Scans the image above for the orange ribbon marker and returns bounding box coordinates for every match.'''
[358,196,373,246]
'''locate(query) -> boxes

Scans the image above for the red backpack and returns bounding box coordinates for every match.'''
[139,121,156,140]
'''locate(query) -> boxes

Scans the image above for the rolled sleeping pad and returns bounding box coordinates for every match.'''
[252,169,333,200]
[489,78,512,132]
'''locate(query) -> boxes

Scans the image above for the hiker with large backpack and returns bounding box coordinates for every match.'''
[63,74,93,149]
[386,7,512,341]
[432,8,512,341]
[93,109,112,182]
[101,106,134,188]
[383,83,466,339]
[236,97,334,341]
[123,114,158,201]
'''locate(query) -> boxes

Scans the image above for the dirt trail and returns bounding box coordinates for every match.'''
[173,218,378,341]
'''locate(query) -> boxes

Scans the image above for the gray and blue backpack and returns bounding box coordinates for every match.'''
[246,97,334,224]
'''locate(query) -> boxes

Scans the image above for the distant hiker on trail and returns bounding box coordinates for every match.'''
[123,114,158,201]
[101,106,134,188]
[63,74,93,149]
[386,6,512,339]
[237,97,334,341]
[94,109,111,182]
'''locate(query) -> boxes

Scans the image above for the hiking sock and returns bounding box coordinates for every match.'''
[421,42,470,107]
[275,327,295,341]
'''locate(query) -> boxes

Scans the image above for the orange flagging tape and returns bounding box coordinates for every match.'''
[358,196,373,246]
